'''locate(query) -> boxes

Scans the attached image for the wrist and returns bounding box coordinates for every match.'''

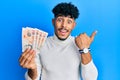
[81,52,92,64]
[79,48,90,54]
[28,68,37,80]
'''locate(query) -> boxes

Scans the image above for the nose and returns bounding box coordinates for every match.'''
[62,21,67,28]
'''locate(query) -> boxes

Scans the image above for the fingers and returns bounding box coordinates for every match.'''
[90,30,97,42]
[23,50,35,67]
[19,48,30,62]
[19,48,36,68]
[77,30,97,42]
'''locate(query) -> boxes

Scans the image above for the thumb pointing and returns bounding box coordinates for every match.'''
[90,30,97,42]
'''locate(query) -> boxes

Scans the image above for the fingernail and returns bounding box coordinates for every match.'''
[95,30,98,33]
[26,48,30,51]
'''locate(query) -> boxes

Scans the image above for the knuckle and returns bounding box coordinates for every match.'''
[83,33,87,36]
[22,65,27,68]
[26,58,31,61]
[79,34,82,36]
[21,54,25,57]
[22,55,28,59]
[20,63,23,67]
[83,33,86,35]
[22,63,29,68]
[80,34,84,37]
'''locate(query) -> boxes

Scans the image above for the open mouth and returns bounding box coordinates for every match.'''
[58,28,69,36]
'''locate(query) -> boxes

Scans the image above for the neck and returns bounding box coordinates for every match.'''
[53,34,72,44]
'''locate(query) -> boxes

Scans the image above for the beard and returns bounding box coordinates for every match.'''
[56,34,68,41]
[55,33,69,41]
[55,28,70,41]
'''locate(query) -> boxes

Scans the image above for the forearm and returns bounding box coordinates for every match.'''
[28,68,38,80]
[81,60,98,80]
[81,52,92,64]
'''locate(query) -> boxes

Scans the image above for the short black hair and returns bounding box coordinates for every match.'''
[52,2,79,19]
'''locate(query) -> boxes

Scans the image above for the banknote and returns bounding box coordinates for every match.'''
[22,27,48,52]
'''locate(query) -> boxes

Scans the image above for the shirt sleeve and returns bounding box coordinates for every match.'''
[81,60,98,80]
[25,53,42,80]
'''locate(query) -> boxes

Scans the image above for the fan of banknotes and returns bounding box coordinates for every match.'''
[22,27,48,52]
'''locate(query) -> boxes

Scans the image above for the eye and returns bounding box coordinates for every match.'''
[67,20,72,24]
[57,18,63,22]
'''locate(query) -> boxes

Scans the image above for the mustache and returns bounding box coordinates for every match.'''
[58,28,69,32]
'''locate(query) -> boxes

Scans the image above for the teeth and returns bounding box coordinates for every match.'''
[60,29,67,33]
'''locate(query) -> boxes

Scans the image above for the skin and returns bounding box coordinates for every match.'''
[52,15,76,40]
[19,15,97,79]
[19,48,37,80]
[75,31,97,64]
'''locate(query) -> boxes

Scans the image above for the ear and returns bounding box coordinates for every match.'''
[72,22,76,29]
[52,18,55,26]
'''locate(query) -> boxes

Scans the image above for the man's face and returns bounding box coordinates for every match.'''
[52,15,76,40]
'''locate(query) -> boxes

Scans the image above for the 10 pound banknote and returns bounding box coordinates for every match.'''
[22,27,48,52]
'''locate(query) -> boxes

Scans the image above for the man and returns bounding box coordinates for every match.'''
[19,2,98,80]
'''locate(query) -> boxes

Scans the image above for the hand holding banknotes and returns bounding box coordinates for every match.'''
[19,48,36,69]
[19,48,38,79]
[19,27,48,79]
